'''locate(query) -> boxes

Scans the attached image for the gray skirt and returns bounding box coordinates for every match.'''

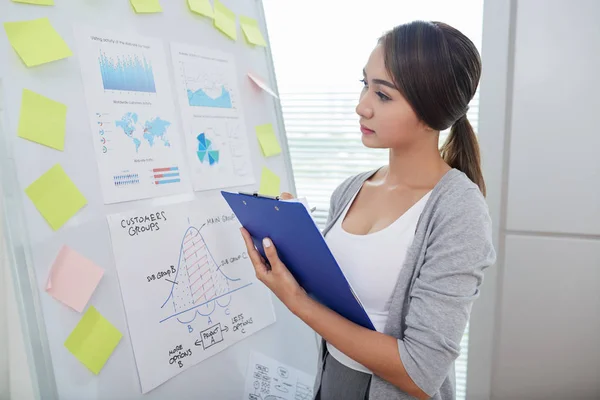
[316,351,372,400]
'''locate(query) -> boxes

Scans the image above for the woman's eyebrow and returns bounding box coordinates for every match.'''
[362,68,396,89]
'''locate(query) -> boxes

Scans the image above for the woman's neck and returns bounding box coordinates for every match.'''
[381,142,450,190]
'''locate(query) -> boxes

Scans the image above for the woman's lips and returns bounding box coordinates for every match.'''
[360,125,375,135]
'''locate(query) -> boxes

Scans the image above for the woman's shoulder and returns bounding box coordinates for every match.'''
[428,169,493,233]
[433,169,488,210]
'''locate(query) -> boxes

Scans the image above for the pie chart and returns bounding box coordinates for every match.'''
[196,132,220,165]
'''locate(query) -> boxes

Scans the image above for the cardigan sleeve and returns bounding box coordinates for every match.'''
[397,188,496,397]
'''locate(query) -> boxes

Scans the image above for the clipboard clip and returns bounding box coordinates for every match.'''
[238,191,280,200]
[237,191,317,214]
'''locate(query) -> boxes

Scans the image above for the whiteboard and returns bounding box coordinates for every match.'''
[0,0,319,399]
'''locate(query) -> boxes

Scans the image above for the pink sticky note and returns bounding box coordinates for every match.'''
[248,72,279,99]
[46,246,104,312]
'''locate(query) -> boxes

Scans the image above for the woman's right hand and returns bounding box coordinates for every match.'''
[279,192,294,200]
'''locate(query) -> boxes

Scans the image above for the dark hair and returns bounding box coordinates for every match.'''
[379,20,486,196]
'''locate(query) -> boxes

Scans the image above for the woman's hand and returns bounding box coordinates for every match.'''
[239,226,307,315]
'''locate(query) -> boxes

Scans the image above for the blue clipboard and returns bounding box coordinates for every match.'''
[221,191,375,331]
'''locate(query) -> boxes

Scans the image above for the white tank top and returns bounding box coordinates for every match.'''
[324,188,432,374]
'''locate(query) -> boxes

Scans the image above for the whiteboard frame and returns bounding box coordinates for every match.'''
[0,79,57,399]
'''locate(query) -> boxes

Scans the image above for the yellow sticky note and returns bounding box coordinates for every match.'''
[3,18,72,67]
[130,0,162,13]
[255,124,281,157]
[12,0,54,5]
[64,306,122,375]
[18,89,67,151]
[25,164,87,231]
[213,0,237,41]
[239,16,267,47]
[259,167,280,197]
[188,0,213,18]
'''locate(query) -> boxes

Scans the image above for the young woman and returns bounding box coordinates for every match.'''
[240,20,496,400]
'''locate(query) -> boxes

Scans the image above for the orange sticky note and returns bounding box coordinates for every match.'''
[248,72,278,98]
[46,246,104,313]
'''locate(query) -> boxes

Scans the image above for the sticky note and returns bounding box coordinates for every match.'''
[3,18,72,67]
[188,0,213,18]
[130,0,162,13]
[46,246,104,313]
[18,89,67,151]
[64,306,122,375]
[25,164,87,231]
[12,0,54,5]
[239,16,267,47]
[255,124,281,158]
[259,167,280,197]
[213,0,237,41]
[247,72,278,98]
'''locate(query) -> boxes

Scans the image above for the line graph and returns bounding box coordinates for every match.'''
[160,225,251,324]
[180,61,236,109]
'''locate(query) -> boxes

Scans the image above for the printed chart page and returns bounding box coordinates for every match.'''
[170,42,255,191]
[244,351,315,400]
[76,27,190,204]
[107,198,276,393]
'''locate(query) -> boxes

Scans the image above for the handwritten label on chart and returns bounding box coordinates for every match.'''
[244,352,315,400]
[107,198,276,393]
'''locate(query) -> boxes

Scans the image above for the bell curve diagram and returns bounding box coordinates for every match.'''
[107,199,277,393]
[159,222,252,325]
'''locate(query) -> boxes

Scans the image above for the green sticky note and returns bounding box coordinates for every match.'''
[213,0,237,41]
[3,18,72,67]
[259,167,280,197]
[25,164,87,231]
[188,0,213,18]
[18,89,67,151]
[12,0,54,5]
[64,306,122,375]
[255,124,281,157]
[239,16,267,47]
[130,0,162,13]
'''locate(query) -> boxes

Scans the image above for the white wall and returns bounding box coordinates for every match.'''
[470,0,600,399]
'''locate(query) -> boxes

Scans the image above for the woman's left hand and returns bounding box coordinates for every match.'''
[240,227,307,314]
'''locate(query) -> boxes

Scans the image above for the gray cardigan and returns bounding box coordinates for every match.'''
[313,168,496,400]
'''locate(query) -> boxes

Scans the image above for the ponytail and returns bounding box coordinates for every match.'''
[440,115,486,196]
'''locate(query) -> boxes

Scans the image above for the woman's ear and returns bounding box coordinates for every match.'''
[419,119,435,133]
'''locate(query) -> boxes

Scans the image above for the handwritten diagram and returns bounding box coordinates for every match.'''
[108,198,276,393]
[160,225,248,325]
[244,352,315,400]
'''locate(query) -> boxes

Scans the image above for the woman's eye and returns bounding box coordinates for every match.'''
[359,79,368,87]
[376,91,390,101]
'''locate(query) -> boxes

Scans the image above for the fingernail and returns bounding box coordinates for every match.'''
[263,238,272,248]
